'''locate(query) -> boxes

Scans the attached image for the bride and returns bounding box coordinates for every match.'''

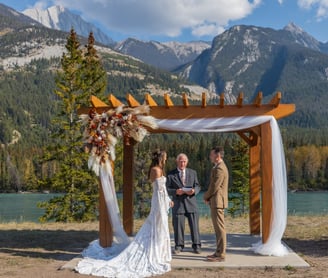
[76,150,173,278]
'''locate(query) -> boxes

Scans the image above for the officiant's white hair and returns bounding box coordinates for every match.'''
[176,153,188,161]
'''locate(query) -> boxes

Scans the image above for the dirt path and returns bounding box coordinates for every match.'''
[0,216,327,278]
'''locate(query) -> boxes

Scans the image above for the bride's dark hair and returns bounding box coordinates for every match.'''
[148,149,166,178]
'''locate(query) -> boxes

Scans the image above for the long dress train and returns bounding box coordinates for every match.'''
[76,176,172,278]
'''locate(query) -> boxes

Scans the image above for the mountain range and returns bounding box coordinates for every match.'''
[114,38,210,70]
[22,5,211,70]
[1,2,328,132]
[177,23,328,127]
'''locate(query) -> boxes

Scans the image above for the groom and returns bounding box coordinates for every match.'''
[166,153,201,254]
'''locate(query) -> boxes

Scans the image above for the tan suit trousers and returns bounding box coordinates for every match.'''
[210,207,226,258]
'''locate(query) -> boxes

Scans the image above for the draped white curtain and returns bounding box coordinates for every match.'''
[156,115,288,256]
[82,157,130,260]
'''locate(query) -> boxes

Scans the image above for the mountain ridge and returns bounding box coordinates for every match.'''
[178,23,328,127]
[114,38,210,70]
[22,5,114,46]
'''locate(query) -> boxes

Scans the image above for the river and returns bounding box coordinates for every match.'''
[0,191,327,223]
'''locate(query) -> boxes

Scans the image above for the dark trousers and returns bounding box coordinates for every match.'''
[173,212,201,249]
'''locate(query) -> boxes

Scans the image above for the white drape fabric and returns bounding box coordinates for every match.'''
[156,116,288,256]
[76,173,172,277]
[90,157,130,248]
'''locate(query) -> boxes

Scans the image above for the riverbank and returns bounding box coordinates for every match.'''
[0,216,327,278]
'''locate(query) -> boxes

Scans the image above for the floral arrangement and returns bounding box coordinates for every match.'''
[80,105,158,163]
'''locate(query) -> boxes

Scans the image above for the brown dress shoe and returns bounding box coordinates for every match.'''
[206,256,225,262]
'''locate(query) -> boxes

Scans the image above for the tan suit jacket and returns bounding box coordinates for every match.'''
[204,161,229,209]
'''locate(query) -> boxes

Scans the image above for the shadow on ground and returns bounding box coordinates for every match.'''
[0,229,98,261]
[284,237,328,258]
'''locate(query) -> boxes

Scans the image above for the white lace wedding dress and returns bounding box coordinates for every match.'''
[76,176,172,278]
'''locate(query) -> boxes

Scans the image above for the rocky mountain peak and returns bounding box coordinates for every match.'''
[283,22,320,51]
[22,5,114,46]
[284,22,304,34]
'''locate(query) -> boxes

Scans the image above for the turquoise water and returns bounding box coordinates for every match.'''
[0,193,61,223]
[0,191,327,223]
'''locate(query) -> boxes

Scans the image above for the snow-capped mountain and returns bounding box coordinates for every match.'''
[115,38,210,70]
[22,5,114,46]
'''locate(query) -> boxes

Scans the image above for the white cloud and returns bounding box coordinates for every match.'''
[298,0,328,19]
[192,24,225,37]
[47,0,262,38]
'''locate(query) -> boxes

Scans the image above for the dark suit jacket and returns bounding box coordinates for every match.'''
[204,161,229,209]
[166,168,200,214]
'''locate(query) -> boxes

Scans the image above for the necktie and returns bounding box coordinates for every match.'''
[181,170,185,185]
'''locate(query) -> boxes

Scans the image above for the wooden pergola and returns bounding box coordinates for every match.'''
[80,91,295,248]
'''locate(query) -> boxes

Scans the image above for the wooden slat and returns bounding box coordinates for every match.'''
[123,139,135,236]
[164,93,174,107]
[126,93,140,107]
[220,93,225,108]
[253,92,263,107]
[108,94,123,107]
[249,131,261,235]
[261,121,273,243]
[144,93,158,107]
[202,92,206,108]
[237,92,244,107]
[182,93,189,107]
[90,95,108,107]
[270,92,281,107]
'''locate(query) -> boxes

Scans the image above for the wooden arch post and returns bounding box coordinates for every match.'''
[99,179,113,247]
[238,128,262,236]
[260,121,273,243]
[123,138,136,236]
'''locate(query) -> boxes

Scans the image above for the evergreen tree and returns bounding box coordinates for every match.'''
[134,148,152,218]
[38,29,99,222]
[227,139,249,217]
[81,32,107,102]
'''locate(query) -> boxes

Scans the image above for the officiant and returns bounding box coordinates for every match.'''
[166,153,202,254]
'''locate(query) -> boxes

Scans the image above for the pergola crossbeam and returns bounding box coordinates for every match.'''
[182,93,189,108]
[90,95,108,108]
[126,93,140,107]
[108,94,123,108]
[270,92,281,107]
[237,92,244,107]
[202,92,206,108]
[220,93,225,108]
[145,93,158,107]
[164,93,174,107]
[254,92,263,107]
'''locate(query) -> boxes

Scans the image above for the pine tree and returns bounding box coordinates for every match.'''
[38,29,99,222]
[81,32,107,102]
[227,139,249,217]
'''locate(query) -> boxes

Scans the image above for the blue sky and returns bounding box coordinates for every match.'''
[3,0,328,43]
